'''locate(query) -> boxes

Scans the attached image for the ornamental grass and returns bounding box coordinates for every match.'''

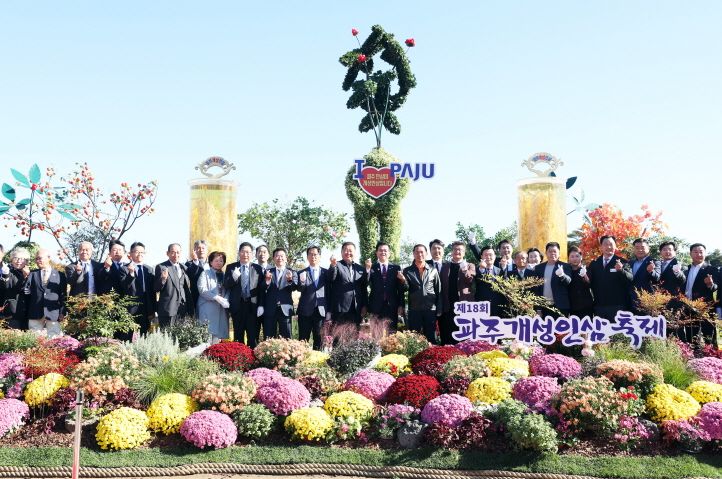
[146,393,199,435]
[95,407,150,451]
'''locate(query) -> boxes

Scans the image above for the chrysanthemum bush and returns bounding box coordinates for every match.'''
[291,364,342,399]
[328,339,380,376]
[256,377,310,416]
[595,359,663,396]
[344,369,395,402]
[646,384,701,422]
[687,357,722,384]
[420,393,473,427]
[96,407,150,450]
[697,402,722,440]
[24,372,69,407]
[244,367,283,388]
[686,380,722,404]
[373,404,419,439]
[456,339,499,355]
[254,338,309,371]
[302,350,329,367]
[512,376,560,413]
[411,346,466,377]
[146,393,199,435]
[466,377,512,404]
[660,417,710,451]
[373,354,410,377]
[529,354,581,381]
[0,329,39,353]
[441,376,471,395]
[233,404,277,440]
[21,345,80,378]
[613,415,654,451]
[0,398,30,437]
[0,353,29,399]
[380,331,430,358]
[191,373,256,414]
[439,355,489,382]
[324,390,375,423]
[474,350,508,361]
[386,374,440,408]
[203,342,255,372]
[180,410,237,449]
[46,335,81,351]
[284,406,335,442]
[491,399,559,453]
[486,357,529,380]
[553,377,635,435]
[69,346,139,401]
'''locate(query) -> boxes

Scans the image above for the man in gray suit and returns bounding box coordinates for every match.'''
[154,243,192,329]
[25,249,67,337]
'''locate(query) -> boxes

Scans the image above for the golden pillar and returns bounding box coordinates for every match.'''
[517,153,567,260]
[189,157,238,259]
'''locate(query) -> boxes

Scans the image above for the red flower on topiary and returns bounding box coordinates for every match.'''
[351,28,359,36]
[203,342,255,372]
[357,54,367,63]
[411,346,466,378]
[386,374,440,408]
[405,38,415,47]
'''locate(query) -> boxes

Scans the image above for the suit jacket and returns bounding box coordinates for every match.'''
[1,267,27,318]
[510,265,530,280]
[684,263,718,302]
[402,263,442,312]
[438,261,474,313]
[98,261,131,295]
[224,262,263,313]
[588,255,633,309]
[328,261,368,314]
[367,262,405,316]
[629,257,661,293]
[126,264,156,318]
[473,265,507,315]
[185,260,208,311]
[658,258,686,296]
[530,261,572,311]
[65,260,106,296]
[259,267,298,317]
[25,268,67,321]
[154,261,192,317]
[568,267,594,313]
[298,266,330,317]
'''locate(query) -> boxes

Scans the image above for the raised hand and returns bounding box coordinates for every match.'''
[579,265,587,277]
[299,271,307,283]
[364,258,372,271]
[285,269,293,282]
[614,259,623,271]
[329,255,337,267]
[555,264,564,277]
[265,270,273,285]
[104,255,113,270]
[704,274,715,288]
[232,267,241,281]
[160,267,169,281]
[672,264,682,275]
[397,270,406,283]
[127,262,137,276]
[75,261,83,274]
[646,261,655,273]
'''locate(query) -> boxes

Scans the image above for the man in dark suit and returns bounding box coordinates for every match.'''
[298,246,331,350]
[510,250,530,280]
[25,249,67,337]
[529,242,572,316]
[366,242,405,330]
[65,241,105,296]
[469,234,514,274]
[681,243,718,342]
[124,241,156,337]
[154,243,192,329]
[1,247,31,329]
[658,241,686,296]
[328,241,368,325]
[258,247,297,339]
[628,238,661,313]
[185,239,209,317]
[588,235,633,320]
[224,242,263,347]
[401,244,442,343]
[435,240,474,345]
[98,240,130,295]
[474,244,508,317]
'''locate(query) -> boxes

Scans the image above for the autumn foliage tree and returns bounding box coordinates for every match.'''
[573,203,666,259]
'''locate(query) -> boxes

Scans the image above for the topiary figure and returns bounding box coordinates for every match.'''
[340,26,416,261]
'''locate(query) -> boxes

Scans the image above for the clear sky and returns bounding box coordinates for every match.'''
[1,1,720,265]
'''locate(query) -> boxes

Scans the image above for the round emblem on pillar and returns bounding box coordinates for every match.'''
[521,152,564,177]
[195,156,236,179]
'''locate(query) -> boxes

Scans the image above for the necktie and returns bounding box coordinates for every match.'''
[310,268,316,287]
[661,261,668,272]
[135,266,145,294]
[382,264,387,278]
[41,269,49,286]
[435,262,441,272]
[603,258,609,269]
[175,264,182,279]
[241,264,249,297]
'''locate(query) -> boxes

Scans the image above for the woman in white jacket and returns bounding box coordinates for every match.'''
[197,251,230,344]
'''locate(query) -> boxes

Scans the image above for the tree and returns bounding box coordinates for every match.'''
[237,197,351,267]
[1,163,158,262]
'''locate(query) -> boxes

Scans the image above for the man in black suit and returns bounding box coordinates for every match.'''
[529,242,572,316]
[224,242,263,347]
[401,244,442,343]
[1,247,31,329]
[435,240,474,345]
[65,241,105,296]
[185,239,209,317]
[628,238,660,312]
[297,245,331,350]
[510,250,530,280]
[658,241,686,295]
[258,247,297,339]
[366,241,405,330]
[468,234,514,274]
[474,245,508,317]
[588,235,633,321]
[124,242,156,337]
[25,249,67,337]
[98,240,130,295]
[253,244,271,342]
[681,243,718,342]
[154,243,192,329]
[328,241,368,325]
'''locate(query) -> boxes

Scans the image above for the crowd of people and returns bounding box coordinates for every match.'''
[1,234,720,348]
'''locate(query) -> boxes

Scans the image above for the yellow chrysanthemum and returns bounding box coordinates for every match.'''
[324,390,375,422]
[146,393,198,435]
[24,373,69,407]
[284,407,334,442]
[474,350,508,361]
[96,407,150,451]
[686,380,722,404]
[302,350,330,367]
[646,384,700,422]
[487,357,529,378]
[466,377,512,404]
[374,354,411,377]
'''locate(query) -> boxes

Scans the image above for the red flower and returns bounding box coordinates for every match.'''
[203,342,255,372]
[411,346,466,378]
[386,374,441,408]
[405,38,415,47]
[351,28,359,36]
[357,54,367,63]
[30,184,38,191]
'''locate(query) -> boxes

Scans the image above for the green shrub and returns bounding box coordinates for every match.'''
[640,339,697,389]
[123,331,180,365]
[327,339,380,377]
[0,329,39,353]
[129,356,219,404]
[506,413,558,453]
[233,404,277,440]
[168,316,210,351]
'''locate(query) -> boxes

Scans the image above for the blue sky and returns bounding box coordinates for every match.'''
[1,1,720,264]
